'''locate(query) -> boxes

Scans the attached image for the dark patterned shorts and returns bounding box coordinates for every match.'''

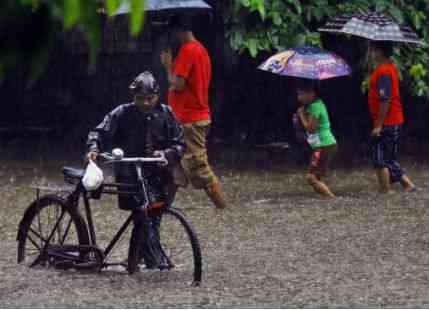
[370,125,404,183]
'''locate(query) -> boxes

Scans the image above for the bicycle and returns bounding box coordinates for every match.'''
[16,148,202,285]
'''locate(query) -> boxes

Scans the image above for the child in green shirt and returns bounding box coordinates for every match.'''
[296,80,338,198]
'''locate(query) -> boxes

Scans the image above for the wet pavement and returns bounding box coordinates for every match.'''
[1,153,429,307]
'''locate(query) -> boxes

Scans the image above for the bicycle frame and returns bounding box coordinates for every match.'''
[64,154,165,264]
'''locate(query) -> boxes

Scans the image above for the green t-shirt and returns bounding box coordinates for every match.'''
[305,99,337,149]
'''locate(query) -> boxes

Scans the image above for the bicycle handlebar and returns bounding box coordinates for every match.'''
[98,150,168,165]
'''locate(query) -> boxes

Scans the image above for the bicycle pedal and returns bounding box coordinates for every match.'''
[158,263,170,271]
[73,261,101,271]
[54,260,74,270]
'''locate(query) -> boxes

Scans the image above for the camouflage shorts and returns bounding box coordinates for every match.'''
[174,120,218,189]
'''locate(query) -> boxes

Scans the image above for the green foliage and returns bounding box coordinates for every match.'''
[105,0,145,35]
[224,0,429,99]
[223,0,336,56]
[0,0,145,83]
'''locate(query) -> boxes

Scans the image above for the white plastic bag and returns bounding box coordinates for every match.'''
[82,159,104,191]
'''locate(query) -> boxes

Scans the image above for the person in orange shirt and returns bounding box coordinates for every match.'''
[160,14,227,209]
[367,41,415,193]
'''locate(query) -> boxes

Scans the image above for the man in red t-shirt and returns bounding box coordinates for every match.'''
[367,41,415,193]
[160,14,227,209]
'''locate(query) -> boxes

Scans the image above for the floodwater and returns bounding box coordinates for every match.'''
[1,144,429,308]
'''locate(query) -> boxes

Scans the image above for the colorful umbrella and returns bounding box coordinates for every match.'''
[114,0,212,15]
[318,11,424,45]
[258,47,352,80]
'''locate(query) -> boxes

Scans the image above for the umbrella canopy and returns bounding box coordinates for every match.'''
[318,11,424,45]
[115,0,212,15]
[258,47,352,80]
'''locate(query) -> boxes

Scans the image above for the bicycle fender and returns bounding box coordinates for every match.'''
[17,195,71,242]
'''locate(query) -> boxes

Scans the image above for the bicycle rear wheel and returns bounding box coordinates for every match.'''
[128,207,202,284]
[17,195,89,267]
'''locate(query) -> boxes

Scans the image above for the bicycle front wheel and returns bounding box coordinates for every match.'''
[128,207,202,284]
[159,207,202,284]
[17,195,89,267]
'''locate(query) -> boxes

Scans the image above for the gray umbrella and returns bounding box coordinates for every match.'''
[318,11,424,45]
[115,0,212,15]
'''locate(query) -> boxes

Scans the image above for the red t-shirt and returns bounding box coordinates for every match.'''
[368,62,404,126]
[168,40,212,124]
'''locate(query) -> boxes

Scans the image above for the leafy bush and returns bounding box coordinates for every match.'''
[0,0,144,82]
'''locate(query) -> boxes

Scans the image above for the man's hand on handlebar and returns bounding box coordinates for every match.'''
[87,151,98,161]
[153,150,168,166]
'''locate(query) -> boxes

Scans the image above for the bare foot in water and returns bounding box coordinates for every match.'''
[404,186,416,193]
[400,175,415,193]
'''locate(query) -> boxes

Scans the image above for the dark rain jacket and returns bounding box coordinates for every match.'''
[86,102,185,208]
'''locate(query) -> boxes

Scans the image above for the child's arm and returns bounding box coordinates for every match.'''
[297,107,319,133]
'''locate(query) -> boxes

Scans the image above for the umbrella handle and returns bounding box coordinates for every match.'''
[360,40,370,71]
[365,43,370,72]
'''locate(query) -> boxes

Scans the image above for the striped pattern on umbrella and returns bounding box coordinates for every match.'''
[318,12,424,45]
[115,0,212,15]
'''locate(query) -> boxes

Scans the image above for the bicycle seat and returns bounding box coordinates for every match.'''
[62,167,85,180]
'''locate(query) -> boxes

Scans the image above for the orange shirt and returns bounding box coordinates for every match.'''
[168,40,212,124]
[368,62,404,127]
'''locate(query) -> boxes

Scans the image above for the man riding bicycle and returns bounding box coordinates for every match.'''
[86,71,186,268]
